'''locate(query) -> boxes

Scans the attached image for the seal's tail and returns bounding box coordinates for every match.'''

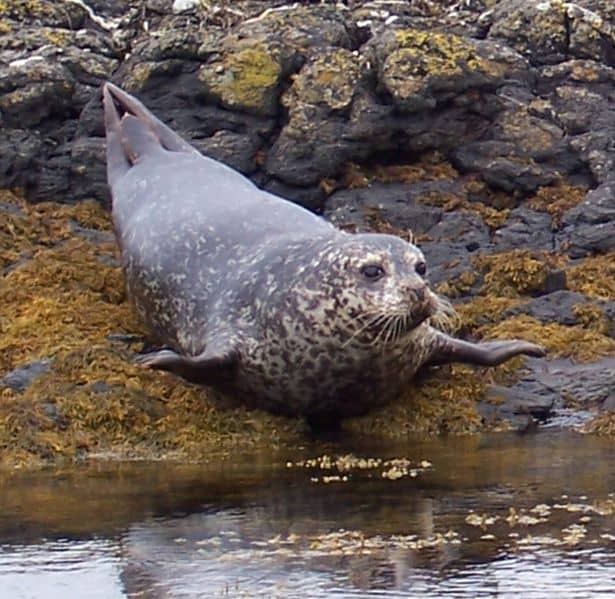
[102,82,196,187]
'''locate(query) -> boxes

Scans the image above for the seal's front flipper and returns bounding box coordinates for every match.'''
[136,345,239,384]
[427,334,546,367]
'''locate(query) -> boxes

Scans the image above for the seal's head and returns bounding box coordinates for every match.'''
[297,233,447,347]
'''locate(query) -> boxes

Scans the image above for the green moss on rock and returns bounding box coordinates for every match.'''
[381,29,512,111]
[199,46,282,115]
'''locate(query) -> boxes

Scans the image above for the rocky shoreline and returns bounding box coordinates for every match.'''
[1,0,614,467]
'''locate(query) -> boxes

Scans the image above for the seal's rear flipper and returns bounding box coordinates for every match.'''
[427,334,546,367]
[136,346,239,384]
[103,82,197,187]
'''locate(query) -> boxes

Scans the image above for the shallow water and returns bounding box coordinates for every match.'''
[1,431,613,598]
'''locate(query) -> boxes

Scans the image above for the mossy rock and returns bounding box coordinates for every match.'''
[0,0,85,27]
[478,315,615,362]
[566,252,615,301]
[379,29,517,111]
[283,47,361,112]
[198,45,283,116]
[475,249,565,297]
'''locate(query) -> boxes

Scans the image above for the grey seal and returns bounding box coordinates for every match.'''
[103,82,545,427]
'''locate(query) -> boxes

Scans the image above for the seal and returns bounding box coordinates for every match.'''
[103,82,546,427]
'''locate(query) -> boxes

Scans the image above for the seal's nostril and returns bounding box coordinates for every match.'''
[414,287,425,302]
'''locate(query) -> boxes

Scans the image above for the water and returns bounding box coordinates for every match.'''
[0,431,613,598]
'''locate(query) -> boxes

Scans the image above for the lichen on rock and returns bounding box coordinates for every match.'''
[198,45,284,116]
[375,28,526,112]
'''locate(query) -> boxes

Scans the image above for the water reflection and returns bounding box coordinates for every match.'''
[0,431,613,598]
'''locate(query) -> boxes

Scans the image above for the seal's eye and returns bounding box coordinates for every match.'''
[360,264,385,281]
[415,261,427,276]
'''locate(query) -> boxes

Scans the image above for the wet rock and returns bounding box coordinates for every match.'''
[480,384,555,429]
[514,357,615,410]
[1,360,51,392]
[480,354,615,429]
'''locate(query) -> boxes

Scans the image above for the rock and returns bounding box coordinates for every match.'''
[371,28,531,112]
[0,0,612,215]
[488,0,570,65]
[503,290,598,326]
[266,47,366,186]
[198,45,288,117]
[480,384,555,429]
[492,207,556,252]
[515,357,615,410]
[261,178,327,213]
[489,0,615,66]
[453,141,560,193]
[324,182,444,234]
[563,182,615,257]
[479,354,615,429]
[1,360,51,392]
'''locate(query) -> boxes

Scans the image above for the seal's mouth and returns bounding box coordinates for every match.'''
[345,290,442,347]
[352,307,431,347]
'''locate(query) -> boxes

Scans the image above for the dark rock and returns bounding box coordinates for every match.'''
[603,393,615,411]
[197,130,260,175]
[480,384,555,428]
[323,181,491,289]
[488,0,569,65]
[479,355,615,428]
[1,360,51,393]
[70,137,109,205]
[515,358,615,409]
[504,290,594,326]
[489,0,615,66]
[262,178,327,213]
[0,60,77,128]
[563,182,615,257]
[453,141,559,193]
[0,129,44,188]
[542,269,568,294]
[492,207,556,252]
[324,182,444,234]
[0,0,610,213]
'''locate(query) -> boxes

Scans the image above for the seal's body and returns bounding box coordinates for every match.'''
[103,83,545,425]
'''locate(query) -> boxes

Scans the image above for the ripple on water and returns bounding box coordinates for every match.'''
[0,539,123,599]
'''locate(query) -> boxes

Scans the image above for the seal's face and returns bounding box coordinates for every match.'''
[312,233,441,347]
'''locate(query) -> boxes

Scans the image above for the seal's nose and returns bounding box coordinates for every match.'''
[414,286,425,302]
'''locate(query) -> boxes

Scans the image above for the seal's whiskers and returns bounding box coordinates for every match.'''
[341,311,388,348]
[429,294,460,333]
